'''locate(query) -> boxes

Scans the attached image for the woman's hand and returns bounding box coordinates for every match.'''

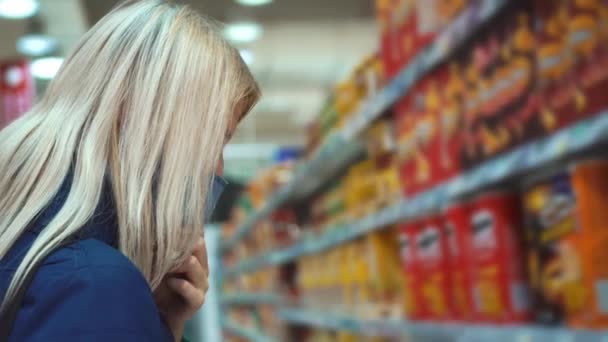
[154,237,208,342]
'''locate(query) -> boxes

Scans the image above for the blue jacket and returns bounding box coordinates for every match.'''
[0,178,174,341]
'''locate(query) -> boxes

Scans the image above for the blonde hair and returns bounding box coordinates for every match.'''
[0,0,259,310]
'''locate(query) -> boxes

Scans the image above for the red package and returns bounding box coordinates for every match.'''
[444,201,475,321]
[399,221,426,320]
[377,0,402,79]
[397,0,418,74]
[416,215,453,321]
[469,192,531,323]
[0,59,35,127]
[410,71,445,194]
[378,0,419,79]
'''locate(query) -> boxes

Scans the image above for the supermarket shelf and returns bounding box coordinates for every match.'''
[220,0,508,253]
[221,136,364,252]
[278,308,608,342]
[340,0,508,139]
[224,111,608,278]
[222,292,283,306]
[223,320,276,342]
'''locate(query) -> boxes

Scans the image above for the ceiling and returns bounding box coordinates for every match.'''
[0,0,378,179]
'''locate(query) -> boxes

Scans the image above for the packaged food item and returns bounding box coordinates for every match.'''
[469,192,531,323]
[535,0,579,132]
[398,221,425,320]
[394,94,418,196]
[376,0,404,78]
[569,160,608,328]
[568,0,608,121]
[498,5,539,145]
[378,0,468,79]
[416,215,453,320]
[444,201,475,321]
[365,119,397,158]
[460,3,538,167]
[524,161,608,329]
[352,240,371,317]
[403,75,443,195]
[414,0,452,49]
[524,170,580,325]
[344,160,378,218]
[375,165,403,207]
[396,0,418,75]
[365,229,403,319]
[415,69,447,189]
[439,62,465,180]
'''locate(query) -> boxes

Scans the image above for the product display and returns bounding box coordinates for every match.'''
[297,229,403,320]
[220,0,608,340]
[524,161,608,329]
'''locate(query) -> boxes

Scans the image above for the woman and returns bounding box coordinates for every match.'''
[0,1,259,341]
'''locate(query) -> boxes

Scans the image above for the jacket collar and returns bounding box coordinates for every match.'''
[28,174,119,247]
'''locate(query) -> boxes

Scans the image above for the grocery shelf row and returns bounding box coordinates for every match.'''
[219,0,509,253]
[224,110,608,278]
[221,292,283,306]
[278,308,608,342]
[223,320,277,342]
[221,137,364,252]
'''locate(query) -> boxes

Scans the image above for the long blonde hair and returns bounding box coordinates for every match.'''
[0,0,259,310]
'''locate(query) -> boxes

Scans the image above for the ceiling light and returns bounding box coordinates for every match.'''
[224,22,263,43]
[17,34,58,57]
[31,57,63,80]
[235,0,273,6]
[239,49,254,65]
[0,0,38,19]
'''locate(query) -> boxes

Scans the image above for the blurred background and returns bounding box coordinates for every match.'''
[2,0,608,341]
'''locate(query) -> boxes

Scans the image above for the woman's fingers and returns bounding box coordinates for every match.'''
[191,237,207,268]
[172,256,206,288]
[168,278,205,310]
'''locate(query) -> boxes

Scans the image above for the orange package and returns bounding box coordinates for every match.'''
[526,161,608,329]
[569,160,608,329]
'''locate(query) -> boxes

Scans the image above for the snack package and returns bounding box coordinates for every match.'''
[416,215,453,320]
[469,192,531,323]
[535,0,579,132]
[394,93,418,196]
[567,0,608,121]
[399,222,426,320]
[569,160,608,328]
[524,161,608,329]
[404,74,444,195]
[439,62,465,180]
[460,3,538,167]
[365,229,404,319]
[444,201,475,321]
[366,119,397,158]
